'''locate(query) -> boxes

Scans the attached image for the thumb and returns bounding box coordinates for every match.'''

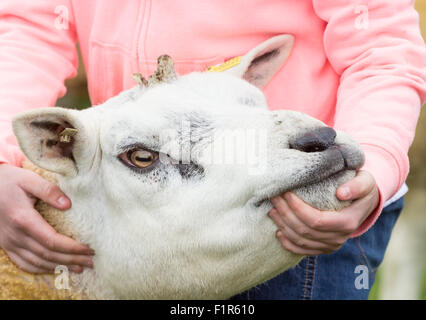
[337,170,376,201]
[19,170,71,210]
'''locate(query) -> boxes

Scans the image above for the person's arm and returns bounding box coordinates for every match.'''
[0,0,94,273]
[270,0,425,254]
[0,0,78,166]
[313,0,426,236]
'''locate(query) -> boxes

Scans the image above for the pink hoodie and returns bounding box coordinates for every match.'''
[0,0,425,236]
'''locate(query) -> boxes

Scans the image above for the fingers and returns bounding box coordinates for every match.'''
[18,170,71,210]
[19,235,94,269]
[274,221,342,254]
[19,208,94,256]
[4,209,94,273]
[0,166,92,274]
[6,250,50,274]
[13,247,59,272]
[337,188,380,222]
[269,193,358,256]
[268,199,346,249]
[276,235,329,256]
[3,209,94,273]
[6,248,83,274]
[337,170,376,201]
[4,226,91,273]
[274,194,354,234]
[269,170,380,256]
[270,197,303,232]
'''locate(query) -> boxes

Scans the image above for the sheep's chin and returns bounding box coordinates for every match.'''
[291,170,356,211]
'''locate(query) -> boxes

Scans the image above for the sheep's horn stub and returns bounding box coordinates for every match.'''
[132,55,177,88]
[148,55,177,86]
[132,73,149,87]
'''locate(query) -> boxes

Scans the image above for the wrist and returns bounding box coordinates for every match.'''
[350,185,383,238]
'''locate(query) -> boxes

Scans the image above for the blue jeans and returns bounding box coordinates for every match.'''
[231,197,404,300]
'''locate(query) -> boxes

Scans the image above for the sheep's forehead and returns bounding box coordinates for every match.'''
[99,97,217,157]
[137,72,268,114]
[99,72,267,153]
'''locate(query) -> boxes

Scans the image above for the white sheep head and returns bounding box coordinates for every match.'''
[12,35,364,299]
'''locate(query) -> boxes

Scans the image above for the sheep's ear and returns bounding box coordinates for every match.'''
[225,34,294,89]
[12,108,91,176]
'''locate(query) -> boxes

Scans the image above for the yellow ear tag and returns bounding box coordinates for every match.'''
[206,56,242,73]
[59,128,78,143]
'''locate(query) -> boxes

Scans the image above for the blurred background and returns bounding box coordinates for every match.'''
[371,0,426,300]
[56,2,426,300]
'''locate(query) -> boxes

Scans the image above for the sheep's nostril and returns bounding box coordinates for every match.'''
[290,127,336,153]
[296,142,328,153]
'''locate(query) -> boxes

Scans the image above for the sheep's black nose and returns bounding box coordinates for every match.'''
[290,127,336,153]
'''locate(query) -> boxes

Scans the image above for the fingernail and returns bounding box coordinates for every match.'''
[85,260,94,268]
[339,187,351,200]
[276,230,283,238]
[57,196,68,207]
[71,266,83,273]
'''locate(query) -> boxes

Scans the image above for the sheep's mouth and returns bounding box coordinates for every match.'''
[253,144,364,208]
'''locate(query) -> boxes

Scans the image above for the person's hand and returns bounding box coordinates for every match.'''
[0,163,95,274]
[268,170,379,255]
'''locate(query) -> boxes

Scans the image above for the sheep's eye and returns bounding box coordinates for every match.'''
[129,149,158,168]
[120,148,158,169]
